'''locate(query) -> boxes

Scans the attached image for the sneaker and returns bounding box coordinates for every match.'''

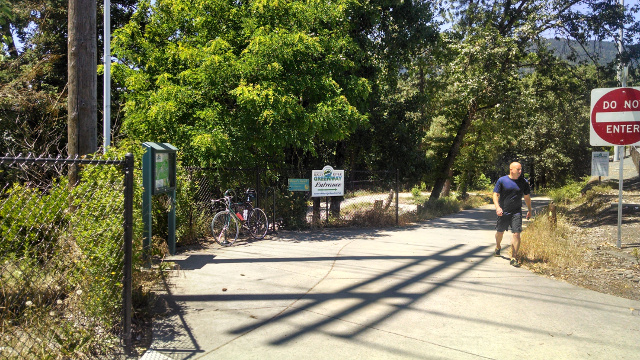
[510,258,521,268]
[494,247,501,257]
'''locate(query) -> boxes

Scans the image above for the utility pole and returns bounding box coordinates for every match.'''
[68,0,97,158]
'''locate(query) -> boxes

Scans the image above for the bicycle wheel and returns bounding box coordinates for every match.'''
[247,207,268,240]
[211,210,239,246]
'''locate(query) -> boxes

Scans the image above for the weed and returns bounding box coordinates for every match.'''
[632,248,640,265]
[519,211,582,268]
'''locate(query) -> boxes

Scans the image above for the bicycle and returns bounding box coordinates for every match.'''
[211,189,269,246]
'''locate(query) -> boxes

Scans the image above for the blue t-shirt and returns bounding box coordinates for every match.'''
[493,176,530,215]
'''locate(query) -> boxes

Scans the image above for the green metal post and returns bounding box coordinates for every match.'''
[142,146,153,266]
[168,188,176,255]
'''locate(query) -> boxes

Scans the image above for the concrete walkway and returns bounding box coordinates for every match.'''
[602,150,639,185]
[141,198,640,360]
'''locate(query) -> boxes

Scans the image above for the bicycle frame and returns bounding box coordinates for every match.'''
[211,189,269,245]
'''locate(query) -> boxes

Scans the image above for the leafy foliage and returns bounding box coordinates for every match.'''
[0,160,131,357]
[418,0,640,198]
[0,0,137,157]
[113,0,374,167]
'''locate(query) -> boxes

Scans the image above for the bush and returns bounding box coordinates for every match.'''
[421,196,462,217]
[272,192,309,230]
[454,173,493,191]
[0,151,139,358]
[0,181,68,258]
[411,185,421,198]
[547,177,589,205]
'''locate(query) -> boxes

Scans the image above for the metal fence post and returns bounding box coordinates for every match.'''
[395,168,399,226]
[256,167,261,208]
[122,153,134,352]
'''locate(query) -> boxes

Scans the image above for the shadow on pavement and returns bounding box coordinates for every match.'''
[150,196,557,358]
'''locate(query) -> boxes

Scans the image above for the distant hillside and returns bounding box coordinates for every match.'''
[544,38,618,65]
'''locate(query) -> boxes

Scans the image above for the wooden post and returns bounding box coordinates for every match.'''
[312,197,321,226]
[549,202,557,228]
[68,0,97,158]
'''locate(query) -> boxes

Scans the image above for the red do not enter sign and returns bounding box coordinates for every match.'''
[590,87,640,146]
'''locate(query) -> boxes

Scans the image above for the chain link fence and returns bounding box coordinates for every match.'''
[0,154,133,359]
[178,166,400,243]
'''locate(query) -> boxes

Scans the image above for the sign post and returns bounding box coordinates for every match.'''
[142,142,178,260]
[591,151,609,178]
[311,166,345,197]
[311,166,345,223]
[590,87,640,146]
[590,87,640,248]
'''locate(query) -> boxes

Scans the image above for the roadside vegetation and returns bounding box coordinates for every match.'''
[519,177,640,300]
[520,177,599,267]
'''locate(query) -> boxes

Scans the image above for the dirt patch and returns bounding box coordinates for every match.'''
[525,178,640,301]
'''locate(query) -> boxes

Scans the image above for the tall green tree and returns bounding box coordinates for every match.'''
[424,0,639,200]
[0,0,136,156]
[112,0,374,167]
[342,0,438,180]
[515,61,597,187]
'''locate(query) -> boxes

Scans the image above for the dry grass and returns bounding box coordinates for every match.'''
[519,211,583,269]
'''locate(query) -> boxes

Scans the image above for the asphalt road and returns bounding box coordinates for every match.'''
[141,199,640,360]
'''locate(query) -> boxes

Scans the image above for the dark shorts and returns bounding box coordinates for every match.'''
[496,212,523,233]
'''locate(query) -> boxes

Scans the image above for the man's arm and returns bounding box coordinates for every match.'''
[524,194,532,219]
[493,192,503,216]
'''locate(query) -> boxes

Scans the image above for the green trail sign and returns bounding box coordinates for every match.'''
[288,178,310,191]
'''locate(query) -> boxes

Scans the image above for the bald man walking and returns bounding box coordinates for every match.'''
[493,162,532,267]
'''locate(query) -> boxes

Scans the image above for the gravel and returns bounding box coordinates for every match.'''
[525,177,640,301]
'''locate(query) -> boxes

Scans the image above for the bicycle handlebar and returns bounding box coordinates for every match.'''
[212,196,233,209]
[223,189,236,199]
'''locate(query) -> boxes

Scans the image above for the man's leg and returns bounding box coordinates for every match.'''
[510,213,523,266]
[495,231,504,248]
[509,232,521,267]
[495,215,510,256]
[511,232,521,259]
[495,231,504,256]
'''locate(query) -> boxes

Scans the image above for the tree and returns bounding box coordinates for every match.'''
[425,0,639,200]
[112,0,373,168]
[0,0,136,157]
[0,0,69,156]
[514,57,599,188]
[341,0,438,180]
[426,27,524,200]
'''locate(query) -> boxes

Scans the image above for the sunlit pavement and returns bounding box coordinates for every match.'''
[141,200,640,360]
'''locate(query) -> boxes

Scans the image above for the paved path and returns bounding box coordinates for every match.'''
[142,198,640,360]
[601,150,639,185]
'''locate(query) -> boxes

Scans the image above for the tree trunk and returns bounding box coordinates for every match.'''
[68,0,97,158]
[312,197,321,226]
[330,196,342,217]
[429,99,477,201]
[441,171,453,197]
